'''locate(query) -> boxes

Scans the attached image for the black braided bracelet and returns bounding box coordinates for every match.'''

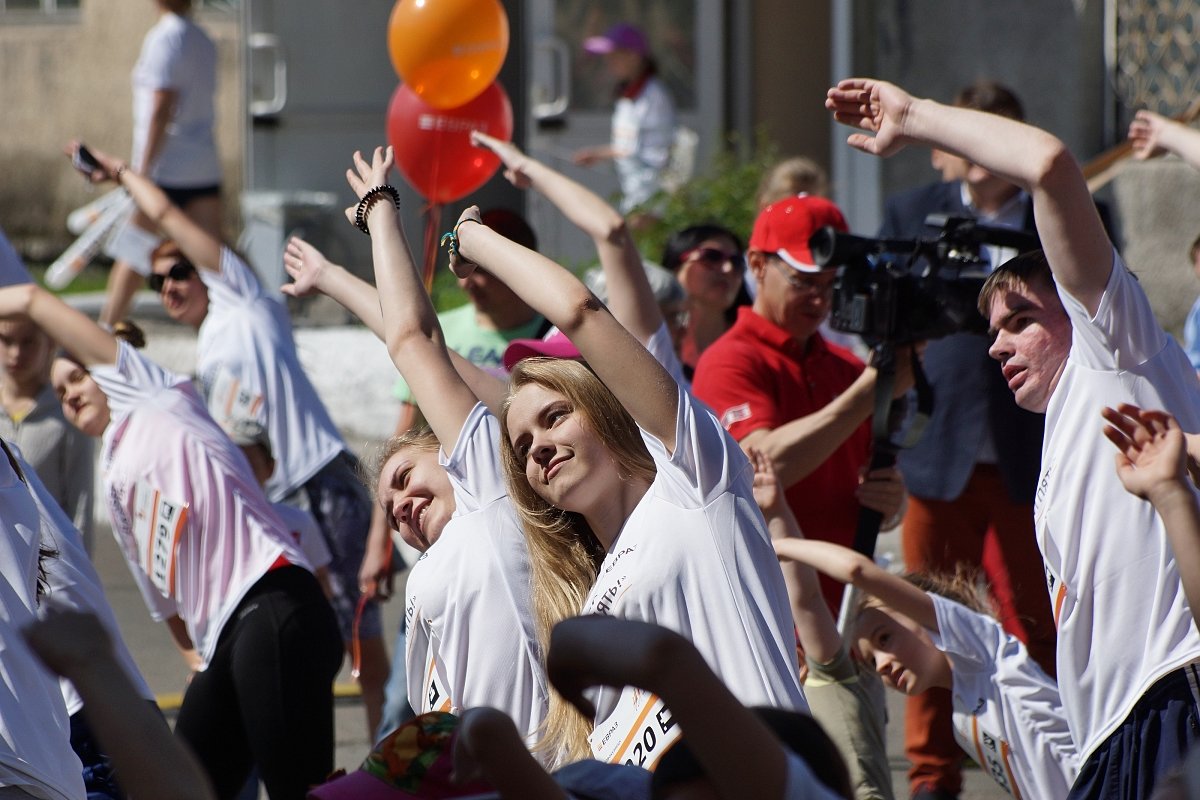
[354,185,401,235]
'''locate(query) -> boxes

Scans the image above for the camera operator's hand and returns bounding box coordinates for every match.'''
[826,79,917,158]
[866,343,920,399]
[857,465,906,525]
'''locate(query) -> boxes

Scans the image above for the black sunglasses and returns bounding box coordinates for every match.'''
[148,260,197,293]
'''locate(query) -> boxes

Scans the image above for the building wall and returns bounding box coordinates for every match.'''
[0,3,242,255]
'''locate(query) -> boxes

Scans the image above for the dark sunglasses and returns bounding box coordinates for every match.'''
[681,246,742,268]
[148,260,197,293]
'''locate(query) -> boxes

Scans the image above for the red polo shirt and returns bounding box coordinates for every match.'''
[693,307,871,611]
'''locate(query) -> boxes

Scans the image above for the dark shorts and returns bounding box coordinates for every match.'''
[1067,661,1200,800]
[300,451,380,641]
[158,183,221,207]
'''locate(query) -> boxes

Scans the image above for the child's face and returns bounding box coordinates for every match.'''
[855,606,952,695]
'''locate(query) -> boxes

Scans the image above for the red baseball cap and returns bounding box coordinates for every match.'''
[749,194,848,273]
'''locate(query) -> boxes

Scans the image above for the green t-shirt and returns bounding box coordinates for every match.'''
[392,303,547,403]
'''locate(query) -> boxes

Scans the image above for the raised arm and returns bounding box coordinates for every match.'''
[454,208,679,449]
[25,611,216,800]
[547,616,790,800]
[827,78,1113,315]
[471,132,663,343]
[773,538,937,633]
[353,148,480,450]
[749,449,842,663]
[1129,110,1200,172]
[1103,404,1200,632]
[67,142,222,273]
[0,285,117,367]
[282,234,507,416]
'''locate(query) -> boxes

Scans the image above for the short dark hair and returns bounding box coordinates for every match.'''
[977,249,1055,316]
[1189,233,1200,264]
[661,224,751,323]
[954,80,1025,122]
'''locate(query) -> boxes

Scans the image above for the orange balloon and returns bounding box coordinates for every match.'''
[388,0,510,110]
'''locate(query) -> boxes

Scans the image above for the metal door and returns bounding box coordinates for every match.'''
[524,0,726,266]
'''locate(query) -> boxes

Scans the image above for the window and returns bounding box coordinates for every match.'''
[0,0,79,11]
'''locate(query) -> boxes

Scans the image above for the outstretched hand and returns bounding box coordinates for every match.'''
[825,78,916,158]
[1102,404,1187,500]
[447,205,484,279]
[1128,110,1171,161]
[471,131,532,189]
[64,140,125,184]
[343,146,396,225]
[281,236,334,298]
[748,448,784,516]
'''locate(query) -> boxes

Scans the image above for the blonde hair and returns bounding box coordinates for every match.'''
[756,156,829,210]
[498,357,656,765]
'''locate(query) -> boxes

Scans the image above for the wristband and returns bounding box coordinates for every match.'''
[440,217,482,258]
[354,185,401,235]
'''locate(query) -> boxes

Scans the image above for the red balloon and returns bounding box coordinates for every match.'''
[386,81,513,204]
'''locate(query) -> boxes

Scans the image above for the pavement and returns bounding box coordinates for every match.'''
[75,291,1008,798]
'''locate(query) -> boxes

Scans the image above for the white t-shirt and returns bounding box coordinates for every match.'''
[272,502,332,571]
[930,594,1075,798]
[404,404,547,747]
[93,343,309,668]
[16,445,154,717]
[643,322,689,391]
[582,384,806,769]
[1040,250,1200,759]
[197,248,346,501]
[0,445,86,800]
[130,12,220,187]
[612,76,675,213]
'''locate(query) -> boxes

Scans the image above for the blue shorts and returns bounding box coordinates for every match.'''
[299,451,380,641]
[1067,661,1200,800]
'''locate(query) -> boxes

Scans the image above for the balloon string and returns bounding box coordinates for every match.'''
[422,203,442,292]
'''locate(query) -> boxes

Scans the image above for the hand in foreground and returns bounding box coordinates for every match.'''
[1128,110,1171,161]
[825,78,916,158]
[1102,404,1188,500]
[343,146,396,225]
[547,616,687,720]
[471,131,532,189]
[358,525,396,601]
[857,465,906,522]
[748,448,785,516]
[281,236,333,298]
[24,609,114,678]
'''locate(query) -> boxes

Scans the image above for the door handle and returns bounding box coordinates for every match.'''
[532,37,570,120]
[248,32,288,118]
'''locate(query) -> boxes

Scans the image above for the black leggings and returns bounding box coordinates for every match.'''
[174,566,342,800]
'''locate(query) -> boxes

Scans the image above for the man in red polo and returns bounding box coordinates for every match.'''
[693,194,905,610]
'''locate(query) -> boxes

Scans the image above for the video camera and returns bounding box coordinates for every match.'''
[809,214,1040,346]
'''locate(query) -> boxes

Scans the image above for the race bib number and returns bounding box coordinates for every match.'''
[132,480,188,598]
[421,651,453,714]
[209,368,264,430]
[970,717,1022,798]
[588,687,679,771]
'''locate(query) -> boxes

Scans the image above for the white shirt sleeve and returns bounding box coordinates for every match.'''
[138,21,186,90]
[1058,249,1167,371]
[928,593,999,673]
[639,382,753,507]
[91,342,187,416]
[644,322,689,391]
[440,403,507,512]
[201,247,267,306]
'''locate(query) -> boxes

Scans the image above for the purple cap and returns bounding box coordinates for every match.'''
[583,23,648,56]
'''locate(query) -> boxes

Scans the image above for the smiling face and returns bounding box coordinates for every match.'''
[986,277,1072,413]
[151,250,210,328]
[376,446,455,552]
[0,316,52,390]
[855,606,952,696]
[675,236,744,312]
[50,357,111,437]
[504,381,621,516]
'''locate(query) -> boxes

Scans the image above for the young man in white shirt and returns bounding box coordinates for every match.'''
[827,77,1200,798]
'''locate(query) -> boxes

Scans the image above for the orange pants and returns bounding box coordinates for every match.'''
[900,464,1056,796]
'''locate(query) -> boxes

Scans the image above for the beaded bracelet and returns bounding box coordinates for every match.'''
[354,185,401,235]
[439,217,483,258]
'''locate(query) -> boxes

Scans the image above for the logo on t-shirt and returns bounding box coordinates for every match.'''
[719,402,752,430]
